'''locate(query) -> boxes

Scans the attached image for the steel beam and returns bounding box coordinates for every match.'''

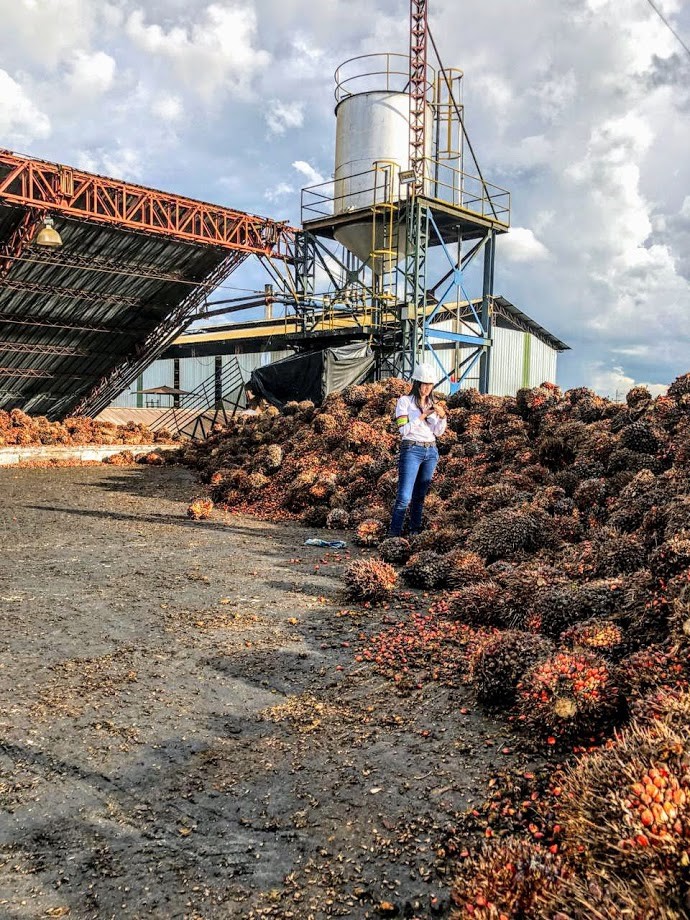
[11,249,196,285]
[0,208,44,278]
[0,149,295,257]
[0,366,86,379]
[0,310,140,335]
[0,340,88,357]
[1,277,141,307]
[409,0,429,194]
[72,251,250,417]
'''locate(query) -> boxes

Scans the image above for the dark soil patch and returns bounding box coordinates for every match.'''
[0,466,536,919]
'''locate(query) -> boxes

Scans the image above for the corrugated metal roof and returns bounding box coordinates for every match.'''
[0,203,228,417]
[492,296,570,352]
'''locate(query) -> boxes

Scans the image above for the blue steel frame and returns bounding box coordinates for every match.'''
[401,198,496,393]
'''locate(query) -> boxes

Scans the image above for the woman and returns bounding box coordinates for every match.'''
[389,362,447,537]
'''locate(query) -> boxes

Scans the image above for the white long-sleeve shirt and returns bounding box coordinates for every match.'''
[395,394,447,443]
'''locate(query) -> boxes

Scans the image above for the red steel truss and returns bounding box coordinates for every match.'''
[0,150,294,257]
[0,208,44,278]
[409,0,429,194]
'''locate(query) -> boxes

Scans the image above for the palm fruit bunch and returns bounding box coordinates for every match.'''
[515,384,562,424]
[443,549,487,590]
[313,412,338,435]
[665,497,690,539]
[668,372,690,400]
[547,872,680,919]
[626,385,653,409]
[608,469,670,533]
[343,558,397,604]
[262,443,283,471]
[561,712,690,901]
[630,688,690,732]
[517,650,619,741]
[560,618,625,659]
[592,528,647,576]
[326,508,350,530]
[471,630,555,705]
[355,518,386,547]
[247,471,270,491]
[138,451,164,466]
[467,506,555,562]
[187,497,213,520]
[103,450,135,465]
[402,550,450,589]
[650,537,690,581]
[619,420,661,454]
[378,537,411,565]
[449,581,503,627]
[617,645,689,701]
[669,586,690,643]
[523,583,584,639]
[341,383,371,407]
[448,839,571,920]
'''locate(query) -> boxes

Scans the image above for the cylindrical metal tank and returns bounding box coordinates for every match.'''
[332,54,433,263]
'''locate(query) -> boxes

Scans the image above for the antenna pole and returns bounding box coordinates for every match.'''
[409,0,429,196]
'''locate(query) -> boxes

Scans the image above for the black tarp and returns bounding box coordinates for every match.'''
[249,343,375,408]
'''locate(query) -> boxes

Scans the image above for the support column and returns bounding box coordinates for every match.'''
[478,230,495,394]
[401,197,429,378]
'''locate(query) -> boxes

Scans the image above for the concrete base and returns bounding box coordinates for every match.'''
[0,443,181,467]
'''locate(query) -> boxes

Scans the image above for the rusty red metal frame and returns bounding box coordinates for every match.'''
[0,150,295,257]
[0,208,44,278]
[409,0,429,195]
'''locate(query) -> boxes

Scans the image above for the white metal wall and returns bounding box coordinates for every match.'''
[180,356,215,393]
[489,327,527,396]
[527,336,557,389]
[109,352,292,408]
[108,338,557,408]
[422,321,559,396]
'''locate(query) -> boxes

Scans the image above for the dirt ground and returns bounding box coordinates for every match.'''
[0,465,534,920]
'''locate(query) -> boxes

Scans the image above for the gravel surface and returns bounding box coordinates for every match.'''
[0,466,529,919]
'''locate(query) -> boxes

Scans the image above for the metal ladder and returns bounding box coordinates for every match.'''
[150,356,246,441]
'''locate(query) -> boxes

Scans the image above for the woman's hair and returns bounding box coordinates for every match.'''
[410,380,435,410]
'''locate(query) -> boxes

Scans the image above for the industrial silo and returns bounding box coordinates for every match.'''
[332,53,434,264]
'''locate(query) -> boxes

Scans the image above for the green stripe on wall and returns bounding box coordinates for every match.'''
[136,373,143,408]
[522,333,531,389]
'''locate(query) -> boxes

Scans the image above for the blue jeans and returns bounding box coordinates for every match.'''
[389,442,439,536]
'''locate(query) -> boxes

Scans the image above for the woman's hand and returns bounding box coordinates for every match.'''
[433,404,446,419]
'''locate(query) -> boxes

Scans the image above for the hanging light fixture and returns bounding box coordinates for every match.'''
[34,216,63,248]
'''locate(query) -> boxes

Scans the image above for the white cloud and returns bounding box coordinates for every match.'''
[125,4,270,100]
[265,101,304,136]
[292,160,326,186]
[265,182,295,202]
[0,69,50,144]
[75,146,143,181]
[587,363,669,400]
[150,94,184,122]
[0,0,95,70]
[66,50,116,97]
[500,227,550,263]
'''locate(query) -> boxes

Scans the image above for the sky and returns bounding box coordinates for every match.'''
[1,0,689,396]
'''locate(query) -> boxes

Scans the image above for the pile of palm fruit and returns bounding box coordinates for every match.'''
[0,408,175,447]
[187,373,690,912]
[186,374,690,737]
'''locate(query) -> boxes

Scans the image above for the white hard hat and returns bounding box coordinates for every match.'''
[410,362,436,384]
